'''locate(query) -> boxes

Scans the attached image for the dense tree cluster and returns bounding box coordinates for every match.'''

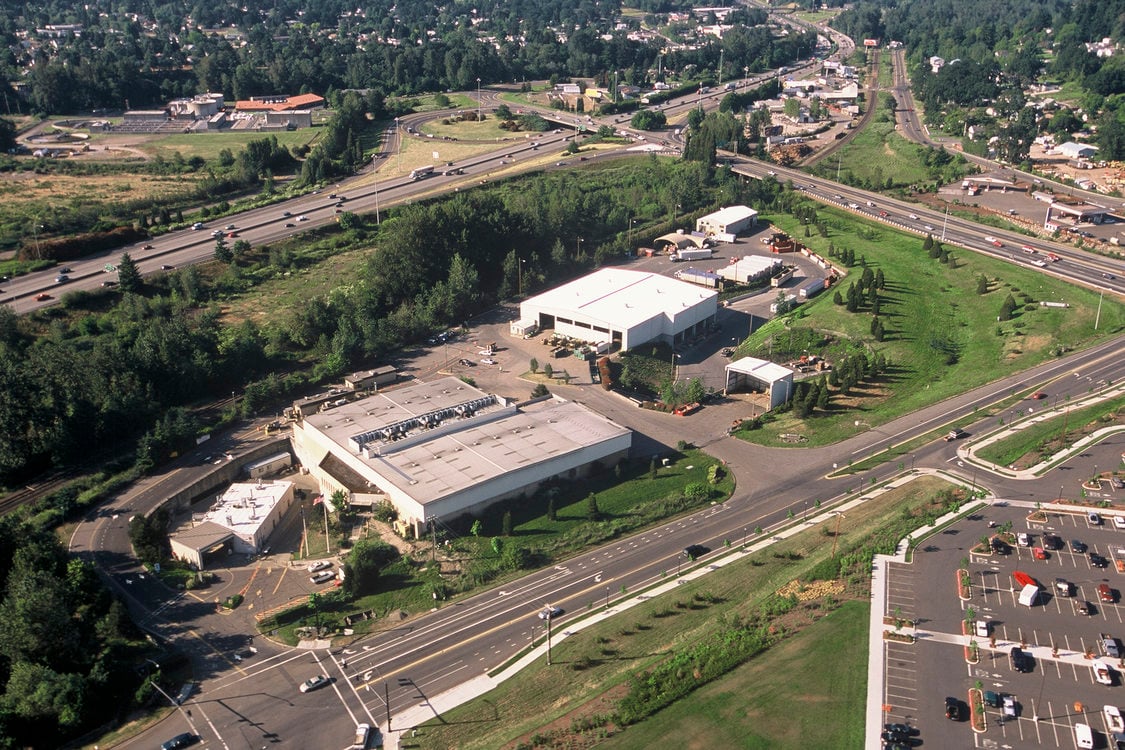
[3,0,814,116]
[835,0,1125,159]
[0,158,771,487]
[0,517,142,748]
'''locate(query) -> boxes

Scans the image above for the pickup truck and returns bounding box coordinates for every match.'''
[1104,705,1124,734]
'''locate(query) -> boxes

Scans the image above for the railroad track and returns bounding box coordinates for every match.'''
[0,472,75,517]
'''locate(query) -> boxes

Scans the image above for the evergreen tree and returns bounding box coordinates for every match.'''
[116,252,141,293]
[999,294,1018,321]
[977,274,989,294]
[585,493,601,521]
[833,289,844,305]
[875,268,885,289]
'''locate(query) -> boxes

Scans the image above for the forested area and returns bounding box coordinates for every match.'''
[1,0,813,115]
[0,516,146,749]
[834,0,1125,160]
[0,158,782,491]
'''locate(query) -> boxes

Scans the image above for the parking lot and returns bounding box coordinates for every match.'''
[886,502,1125,750]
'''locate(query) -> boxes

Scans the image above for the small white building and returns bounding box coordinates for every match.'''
[724,357,794,410]
[1056,141,1098,160]
[170,480,295,568]
[518,268,718,351]
[695,205,758,238]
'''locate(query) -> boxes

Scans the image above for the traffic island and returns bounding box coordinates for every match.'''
[968,688,987,733]
[957,568,972,600]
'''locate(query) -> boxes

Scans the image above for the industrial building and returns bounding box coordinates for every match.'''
[170,480,296,569]
[515,268,718,351]
[695,205,758,240]
[290,378,632,536]
[725,357,794,410]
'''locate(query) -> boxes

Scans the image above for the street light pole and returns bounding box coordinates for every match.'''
[476,77,482,122]
[372,155,380,224]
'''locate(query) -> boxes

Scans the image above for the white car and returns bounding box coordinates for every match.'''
[298,215,308,222]
[1104,704,1124,733]
[310,570,336,584]
[1089,512,1103,526]
[1017,532,1030,547]
[480,358,497,365]
[1002,694,1017,718]
[975,620,989,638]
[1094,661,1114,685]
[1114,516,1125,530]
[299,675,329,693]
[306,560,332,573]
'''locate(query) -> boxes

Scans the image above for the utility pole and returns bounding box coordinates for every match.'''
[476,78,482,122]
[384,682,392,731]
[372,156,380,224]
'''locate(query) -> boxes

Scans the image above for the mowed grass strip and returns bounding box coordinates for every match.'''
[975,395,1125,468]
[737,207,1125,447]
[597,600,868,750]
[415,475,956,750]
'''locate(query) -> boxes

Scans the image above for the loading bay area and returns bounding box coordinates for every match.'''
[883,501,1125,750]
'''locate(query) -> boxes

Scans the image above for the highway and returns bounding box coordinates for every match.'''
[726,156,1125,295]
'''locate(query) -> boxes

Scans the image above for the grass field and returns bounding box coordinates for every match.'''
[975,395,1125,469]
[131,129,324,161]
[597,601,868,750]
[733,206,1125,448]
[819,119,967,189]
[415,475,959,750]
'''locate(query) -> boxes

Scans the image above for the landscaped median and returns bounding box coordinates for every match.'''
[968,687,987,733]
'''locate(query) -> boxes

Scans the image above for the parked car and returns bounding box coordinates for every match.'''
[307,560,332,573]
[1100,583,1117,603]
[1002,694,1018,718]
[975,620,990,637]
[1043,533,1062,550]
[1056,578,1074,597]
[480,357,497,365]
[1017,532,1031,547]
[299,675,330,693]
[1095,661,1115,685]
[1090,512,1103,526]
[1072,539,1088,553]
[1103,636,1121,659]
[1032,546,1048,560]
[1010,647,1032,673]
[1114,516,1125,530]
[1092,553,1110,568]
[310,570,336,584]
[1075,599,1093,616]
[945,696,964,721]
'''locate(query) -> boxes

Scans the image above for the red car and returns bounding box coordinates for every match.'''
[1032,547,1048,560]
[35,293,51,301]
[1032,391,1047,400]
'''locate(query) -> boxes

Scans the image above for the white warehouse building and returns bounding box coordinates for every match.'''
[291,377,632,536]
[695,205,758,240]
[517,268,718,351]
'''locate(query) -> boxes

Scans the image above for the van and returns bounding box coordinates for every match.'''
[353,723,371,748]
[1100,583,1117,603]
[1076,721,1095,749]
[1104,636,1121,658]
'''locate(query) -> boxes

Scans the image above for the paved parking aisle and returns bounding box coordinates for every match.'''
[883,561,921,730]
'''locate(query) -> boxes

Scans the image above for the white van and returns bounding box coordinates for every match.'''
[353,723,371,748]
[1075,721,1094,749]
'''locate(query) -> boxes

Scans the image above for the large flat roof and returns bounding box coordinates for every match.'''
[304,378,630,506]
[523,268,717,330]
[699,205,758,223]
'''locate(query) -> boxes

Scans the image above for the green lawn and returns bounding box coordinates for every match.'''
[815,119,969,189]
[131,129,324,162]
[733,207,1125,447]
[598,601,868,750]
[415,476,958,750]
[975,395,1125,468]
